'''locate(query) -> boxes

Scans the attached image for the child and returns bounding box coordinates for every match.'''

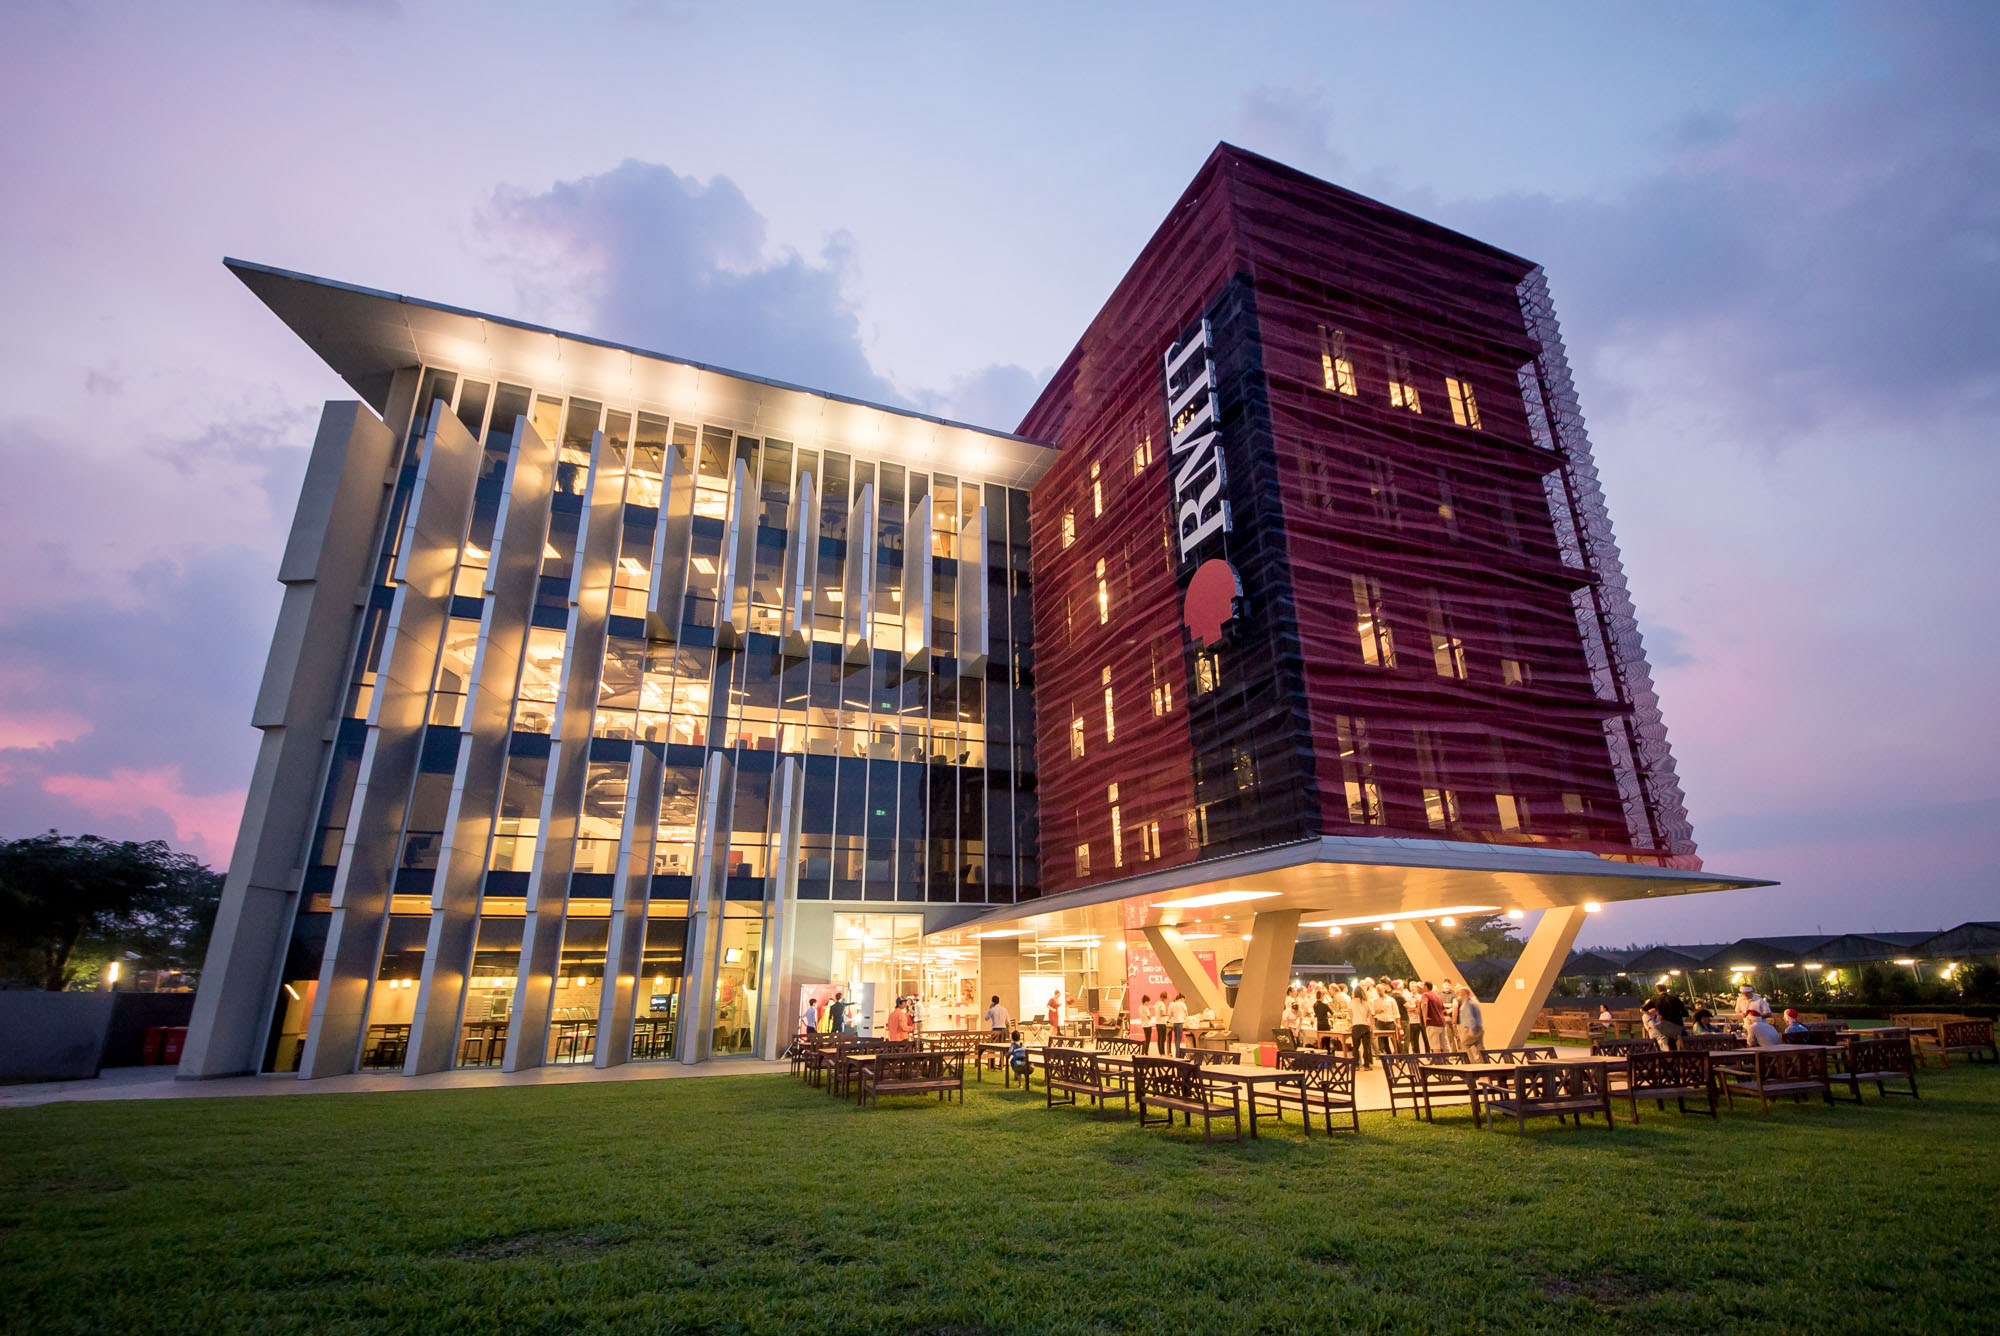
[1007,1030,1032,1088]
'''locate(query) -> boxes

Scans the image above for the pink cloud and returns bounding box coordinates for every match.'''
[40,766,245,867]
[0,709,92,751]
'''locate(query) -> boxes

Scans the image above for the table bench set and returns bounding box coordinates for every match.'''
[1029,1042,1360,1142]
[790,1031,976,1109]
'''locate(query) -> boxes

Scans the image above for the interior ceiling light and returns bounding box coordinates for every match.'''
[1302,905,1499,929]
[1583,901,1602,913]
[1040,935,1100,944]
[1507,909,1525,920]
[969,929,1032,939]
[1155,890,1280,910]
[1178,932,1219,941]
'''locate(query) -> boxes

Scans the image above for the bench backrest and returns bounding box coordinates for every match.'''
[1499,1062,1610,1103]
[1047,1035,1088,1049]
[1892,1012,1973,1027]
[1044,1049,1099,1086]
[1096,1037,1143,1056]
[1943,1019,1995,1047]
[1845,1036,1915,1074]
[1752,1047,1827,1081]
[1591,1036,1660,1056]
[1275,1050,1357,1097]
[1491,1046,1559,1063]
[1628,1049,1712,1092]
[870,1051,949,1084]
[1179,1048,1240,1066]
[1133,1057,1205,1103]
[1681,1032,1738,1052]
[1383,1051,1458,1091]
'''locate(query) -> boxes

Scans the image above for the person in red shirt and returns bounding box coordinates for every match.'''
[1420,982,1450,1054]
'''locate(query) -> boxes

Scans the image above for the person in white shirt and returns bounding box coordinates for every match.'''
[1150,995,1171,1055]
[1734,984,1771,1026]
[1347,986,1375,1068]
[1370,987,1402,1054]
[1744,1014,1783,1048]
[985,994,1010,1033]
[1167,993,1189,1052]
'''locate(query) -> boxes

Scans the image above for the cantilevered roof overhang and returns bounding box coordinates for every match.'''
[226,258,1057,489]
[928,837,1774,943]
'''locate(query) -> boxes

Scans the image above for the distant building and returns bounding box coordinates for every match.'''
[184,145,1764,1081]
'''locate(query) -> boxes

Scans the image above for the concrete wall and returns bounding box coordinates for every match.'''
[0,992,117,1082]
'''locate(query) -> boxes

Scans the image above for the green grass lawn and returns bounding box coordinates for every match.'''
[2,1065,1996,1335]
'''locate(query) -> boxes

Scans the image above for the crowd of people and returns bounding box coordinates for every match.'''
[1272,978,1485,1066]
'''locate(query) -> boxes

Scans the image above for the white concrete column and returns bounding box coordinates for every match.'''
[505,430,622,1072]
[1227,910,1303,1045]
[716,457,755,647]
[978,937,1020,1030]
[647,425,695,642]
[757,757,807,1060]
[596,740,665,1069]
[679,751,734,1064]
[301,402,481,1079]
[1393,919,1471,994]
[1140,925,1228,1016]
[1485,907,1590,1048]
[179,401,398,1079]
[956,504,988,674]
[842,482,876,663]
[779,471,819,655]
[902,494,932,668]
[408,416,555,1075]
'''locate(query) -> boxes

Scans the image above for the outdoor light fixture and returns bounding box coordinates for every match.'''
[1893,959,1918,966]
[1730,965,1753,973]
[1669,969,1682,976]
[1327,926,1342,937]
[1507,909,1525,920]
[1438,916,1456,927]
[1583,902,1602,913]
[1156,890,1279,910]
[1776,962,1795,969]
[1803,963,1823,971]
[1379,923,1394,931]
[1303,905,1498,929]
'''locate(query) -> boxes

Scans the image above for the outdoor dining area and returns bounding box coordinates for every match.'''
[785,1009,1996,1142]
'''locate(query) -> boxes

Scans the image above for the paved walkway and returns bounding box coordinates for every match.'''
[0,1056,789,1109]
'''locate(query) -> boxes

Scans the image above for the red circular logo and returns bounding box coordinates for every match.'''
[1183,558,1241,646]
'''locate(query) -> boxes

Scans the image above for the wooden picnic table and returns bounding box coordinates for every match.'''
[1417,1060,1520,1125]
[1193,1062,1307,1138]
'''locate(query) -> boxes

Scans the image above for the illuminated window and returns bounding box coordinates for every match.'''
[1109,785,1124,868]
[1090,461,1104,517]
[1133,432,1154,476]
[1102,666,1116,742]
[1500,657,1531,687]
[1351,576,1396,668]
[1423,788,1459,829]
[1318,325,1358,396]
[1435,469,1459,539]
[1335,715,1384,826]
[1387,350,1421,413]
[1095,558,1109,625]
[1446,377,1482,430]
[1140,820,1162,861]
[1426,590,1467,680]
[1075,843,1092,877]
[1194,648,1221,694]
[1561,791,1586,836]
[1150,645,1175,717]
[1232,748,1257,790]
[1496,793,1528,832]
[1185,806,1209,849]
[1061,509,1076,549]
[1069,713,1086,760]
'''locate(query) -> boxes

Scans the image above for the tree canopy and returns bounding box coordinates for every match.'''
[0,831,221,990]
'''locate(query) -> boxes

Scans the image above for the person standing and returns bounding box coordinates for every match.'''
[886,996,913,1042]
[1419,982,1450,1054]
[1454,987,1486,1061]
[1644,983,1688,1050]
[1371,984,1403,1055]
[1131,994,1152,1051]
[1167,991,1189,1053]
[1150,994,1171,1055]
[1312,988,1335,1051]
[1047,989,1063,1031]
[985,993,1010,1034]
[827,990,848,1036]
[1347,983,1375,1069]
[802,995,820,1036]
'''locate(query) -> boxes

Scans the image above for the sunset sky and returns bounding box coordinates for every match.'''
[1,1,1993,947]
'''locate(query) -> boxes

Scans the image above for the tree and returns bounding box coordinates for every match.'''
[0,832,222,990]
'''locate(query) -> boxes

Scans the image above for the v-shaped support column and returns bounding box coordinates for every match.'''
[1394,908,1588,1049]
[1139,926,1228,1017]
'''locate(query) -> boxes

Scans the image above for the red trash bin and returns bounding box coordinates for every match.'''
[140,1027,166,1065]
[1256,1041,1277,1066]
[161,1027,188,1065]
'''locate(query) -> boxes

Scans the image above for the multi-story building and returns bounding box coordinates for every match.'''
[184,146,1764,1080]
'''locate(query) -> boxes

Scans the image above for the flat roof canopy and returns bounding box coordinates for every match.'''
[226,258,1057,489]
[929,836,1773,943]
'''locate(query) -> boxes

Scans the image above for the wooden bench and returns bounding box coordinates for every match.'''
[858,1051,964,1108]
[1621,1049,1717,1121]
[1716,1047,1834,1112]
[1681,1032,1740,1052]
[1591,1036,1660,1058]
[1838,1035,1919,1102]
[1481,1062,1616,1133]
[1267,1051,1360,1134]
[1936,1019,1997,1066]
[1488,1046,1559,1063]
[1133,1057,1242,1142]
[1044,1049,1130,1118]
[1095,1036,1143,1056]
[1548,1012,1596,1044]
[1176,1047,1241,1066]
[1385,1051,1470,1119]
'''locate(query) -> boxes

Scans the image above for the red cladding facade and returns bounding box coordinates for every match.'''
[1020,145,1698,900]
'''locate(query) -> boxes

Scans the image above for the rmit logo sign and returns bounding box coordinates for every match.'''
[1162,319,1231,563]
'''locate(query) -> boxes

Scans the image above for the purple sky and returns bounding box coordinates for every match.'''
[1,2,1993,947]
